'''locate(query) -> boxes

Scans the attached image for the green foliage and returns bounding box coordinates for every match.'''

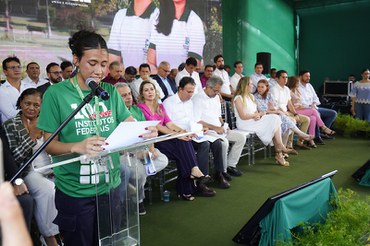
[37,6,56,22]
[333,113,370,137]
[282,189,370,246]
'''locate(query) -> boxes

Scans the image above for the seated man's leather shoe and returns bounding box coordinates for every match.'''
[222,172,232,181]
[214,172,230,189]
[197,182,216,197]
[227,166,243,177]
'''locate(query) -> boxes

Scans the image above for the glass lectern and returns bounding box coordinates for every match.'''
[45,133,187,246]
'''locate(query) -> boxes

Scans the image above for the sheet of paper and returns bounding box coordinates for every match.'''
[192,134,221,143]
[105,121,160,151]
[207,130,227,138]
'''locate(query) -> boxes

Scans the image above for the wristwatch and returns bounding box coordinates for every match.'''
[14,178,24,186]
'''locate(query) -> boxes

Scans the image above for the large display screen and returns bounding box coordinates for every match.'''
[0,0,222,78]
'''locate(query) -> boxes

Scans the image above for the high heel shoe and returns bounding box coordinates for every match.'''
[284,148,298,155]
[275,152,290,167]
[190,174,211,185]
[178,194,195,201]
[321,126,336,135]
[307,140,317,148]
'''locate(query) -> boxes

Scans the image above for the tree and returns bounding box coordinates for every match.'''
[87,0,118,29]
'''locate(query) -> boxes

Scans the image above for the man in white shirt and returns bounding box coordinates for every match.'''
[213,54,234,100]
[175,57,203,95]
[21,62,48,88]
[250,62,268,93]
[192,76,246,177]
[163,76,231,188]
[230,60,244,91]
[270,70,309,152]
[268,68,278,89]
[0,57,29,123]
[130,63,164,100]
[299,70,337,144]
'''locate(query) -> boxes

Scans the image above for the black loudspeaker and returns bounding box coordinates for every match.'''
[256,52,271,74]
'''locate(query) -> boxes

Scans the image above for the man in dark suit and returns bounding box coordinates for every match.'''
[37,62,63,95]
[152,61,177,101]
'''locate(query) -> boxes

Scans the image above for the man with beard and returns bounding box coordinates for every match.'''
[37,62,63,94]
[213,54,234,100]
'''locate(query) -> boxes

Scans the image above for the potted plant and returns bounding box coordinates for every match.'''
[332,113,370,138]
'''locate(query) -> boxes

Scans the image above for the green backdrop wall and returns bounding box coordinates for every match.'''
[222,0,296,76]
[297,1,370,90]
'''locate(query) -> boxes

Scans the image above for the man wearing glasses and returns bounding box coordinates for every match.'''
[21,62,48,88]
[152,61,177,101]
[37,62,63,94]
[0,56,29,123]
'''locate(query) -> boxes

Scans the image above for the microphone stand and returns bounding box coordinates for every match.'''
[10,92,94,183]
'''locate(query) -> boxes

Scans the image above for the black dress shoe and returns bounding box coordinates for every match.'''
[221,172,232,181]
[214,172,231,189]
[314,137,325,145]
[227,167,243,177]
[197,182,216,197]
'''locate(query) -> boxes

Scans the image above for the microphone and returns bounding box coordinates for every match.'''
[85,78,110,100]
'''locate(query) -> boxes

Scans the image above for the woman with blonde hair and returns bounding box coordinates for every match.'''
[233,77,289,166]
[137,80,216,200]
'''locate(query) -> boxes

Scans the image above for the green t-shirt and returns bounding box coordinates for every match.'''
[129,105,145,122]
[38,80,131,197]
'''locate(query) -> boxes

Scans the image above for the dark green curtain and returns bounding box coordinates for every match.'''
[222,0,296,76]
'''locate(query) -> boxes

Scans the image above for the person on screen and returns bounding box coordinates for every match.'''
[37,30,157,245]
[147,0,206,73]
[107,0,159,68]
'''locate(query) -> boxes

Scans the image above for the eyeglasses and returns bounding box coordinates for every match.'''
[6,65,22,71]
[161,68,170,73]
[50,71,63,75]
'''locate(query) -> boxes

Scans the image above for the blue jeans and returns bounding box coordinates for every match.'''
[355,103,370,121]
[315,107,337,137]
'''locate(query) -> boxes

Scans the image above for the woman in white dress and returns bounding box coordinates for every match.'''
[233,77,289,166]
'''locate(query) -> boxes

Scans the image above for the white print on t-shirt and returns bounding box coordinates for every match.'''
[70,102,115,136]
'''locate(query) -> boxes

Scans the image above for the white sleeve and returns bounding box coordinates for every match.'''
[187,11,205,60]
[107,9,127,53]
[175,72,184,87]
[0,93,19,123]
[152,79,165,99]
[192,95,202,122]
[309,84,321,105]
[162,98,173,119]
